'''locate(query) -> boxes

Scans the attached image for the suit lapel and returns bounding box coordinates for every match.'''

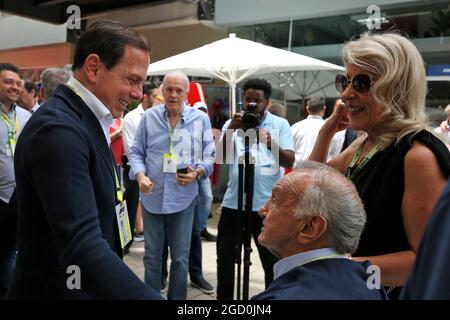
[54,85,115,182]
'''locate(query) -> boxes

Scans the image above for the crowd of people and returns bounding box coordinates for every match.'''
[1,20,450,300]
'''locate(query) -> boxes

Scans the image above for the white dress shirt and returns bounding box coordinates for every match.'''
[291,115,344,168]
[30,102,40,114]
[123,104,144,156]
[66,77,113,146]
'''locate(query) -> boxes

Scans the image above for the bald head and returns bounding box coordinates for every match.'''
[162,71,189,92]
[162,71,190,116]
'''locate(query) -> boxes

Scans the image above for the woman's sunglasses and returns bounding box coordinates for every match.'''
[335,74,373,94]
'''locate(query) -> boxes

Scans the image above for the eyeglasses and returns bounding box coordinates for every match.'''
[335,74,373,94]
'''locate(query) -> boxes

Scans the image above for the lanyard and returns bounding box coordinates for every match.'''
[1,106,19,157]
[346,139,383,180]
[166,117,181,155]
[113,163,123,202]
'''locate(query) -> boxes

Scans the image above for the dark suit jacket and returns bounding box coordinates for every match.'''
[9,84,162,300]
[252,259,388,300]
[401,181,450,299]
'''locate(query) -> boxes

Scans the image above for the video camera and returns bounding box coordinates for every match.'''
[242,102,261,131]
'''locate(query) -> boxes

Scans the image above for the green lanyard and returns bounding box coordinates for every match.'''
[346,139,383,180]
[1,107,19,157]
[166,117,181,155]
[67,82,122,201]
[113,165,123,202]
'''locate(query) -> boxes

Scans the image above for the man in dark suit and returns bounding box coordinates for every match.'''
[400,180,450,299]
[252,161,387,300]
[8,21,162,300]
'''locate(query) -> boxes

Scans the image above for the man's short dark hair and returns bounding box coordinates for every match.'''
[72,20,150,71]
[23,80,37,96]
[243,78,272,100]
[307,96,326,113]
[0,62,20,74]
[143,81,157,96]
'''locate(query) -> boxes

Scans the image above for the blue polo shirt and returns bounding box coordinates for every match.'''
[221,111,294,211]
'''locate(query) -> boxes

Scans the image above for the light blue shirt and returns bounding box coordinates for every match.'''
[66,77,113,145]
[129,103,215,214]
[0,104,31,203]
[221,111,294,211]
[273,247,347,280]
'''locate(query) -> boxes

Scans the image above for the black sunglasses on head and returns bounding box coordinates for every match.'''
[335,74,373,94]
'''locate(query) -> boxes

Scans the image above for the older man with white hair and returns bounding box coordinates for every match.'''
[252,161,388,300]
[129,71,216,300]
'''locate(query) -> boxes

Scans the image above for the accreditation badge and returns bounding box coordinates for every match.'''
[163,153,177,173]
[115,200,132,248]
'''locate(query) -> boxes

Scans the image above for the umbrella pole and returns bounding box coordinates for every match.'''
[230,82,236,117]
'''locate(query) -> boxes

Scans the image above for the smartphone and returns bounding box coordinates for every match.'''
[177,168,188,174]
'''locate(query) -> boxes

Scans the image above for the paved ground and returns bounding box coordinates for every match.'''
[124,202,266,300]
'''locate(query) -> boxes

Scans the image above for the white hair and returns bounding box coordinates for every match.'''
[162,70,190,92]
[293,161,366,254]
[40,67,72,100]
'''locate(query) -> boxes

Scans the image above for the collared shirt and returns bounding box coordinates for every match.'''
[0,103,31,203]
[273,247,347,280]
[30,102,40,114]
[129,103,216,214]
[291,115,344,167]
[221,111,294,211]
[434,125,450,144]
[123,104,144,156]
[66,77,114,146]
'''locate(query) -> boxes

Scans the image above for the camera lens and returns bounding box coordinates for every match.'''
[246,102,258,110]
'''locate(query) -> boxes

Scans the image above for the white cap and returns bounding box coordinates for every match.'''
[193,101,208,113]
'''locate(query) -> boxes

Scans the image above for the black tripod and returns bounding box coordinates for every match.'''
[235,134,255,300]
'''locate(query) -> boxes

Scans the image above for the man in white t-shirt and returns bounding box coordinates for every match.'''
[291,96,343,168]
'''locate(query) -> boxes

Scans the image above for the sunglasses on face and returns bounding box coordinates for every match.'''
[335,74,373,94]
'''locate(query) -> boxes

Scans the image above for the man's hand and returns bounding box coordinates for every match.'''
[136,172,153,195]
[176,166,201,186]
[228,112,244,130]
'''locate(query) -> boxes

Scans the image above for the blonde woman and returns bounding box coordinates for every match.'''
[309,33,450,298]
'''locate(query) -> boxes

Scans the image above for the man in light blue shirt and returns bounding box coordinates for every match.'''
[129,71,215,300]
[216,78,294,300]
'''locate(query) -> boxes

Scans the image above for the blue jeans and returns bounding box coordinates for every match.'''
[142,200,195,300]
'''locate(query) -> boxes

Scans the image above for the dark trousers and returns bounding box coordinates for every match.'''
[0,192,17,299]
[189,195,203,281]
[216,207,278,300]
[123,161,139,242]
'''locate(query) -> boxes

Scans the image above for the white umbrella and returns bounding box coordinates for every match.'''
[147,33,344,115]
[261,69,342,102]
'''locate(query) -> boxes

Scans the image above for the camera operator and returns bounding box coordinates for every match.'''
[216,78,294,300]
